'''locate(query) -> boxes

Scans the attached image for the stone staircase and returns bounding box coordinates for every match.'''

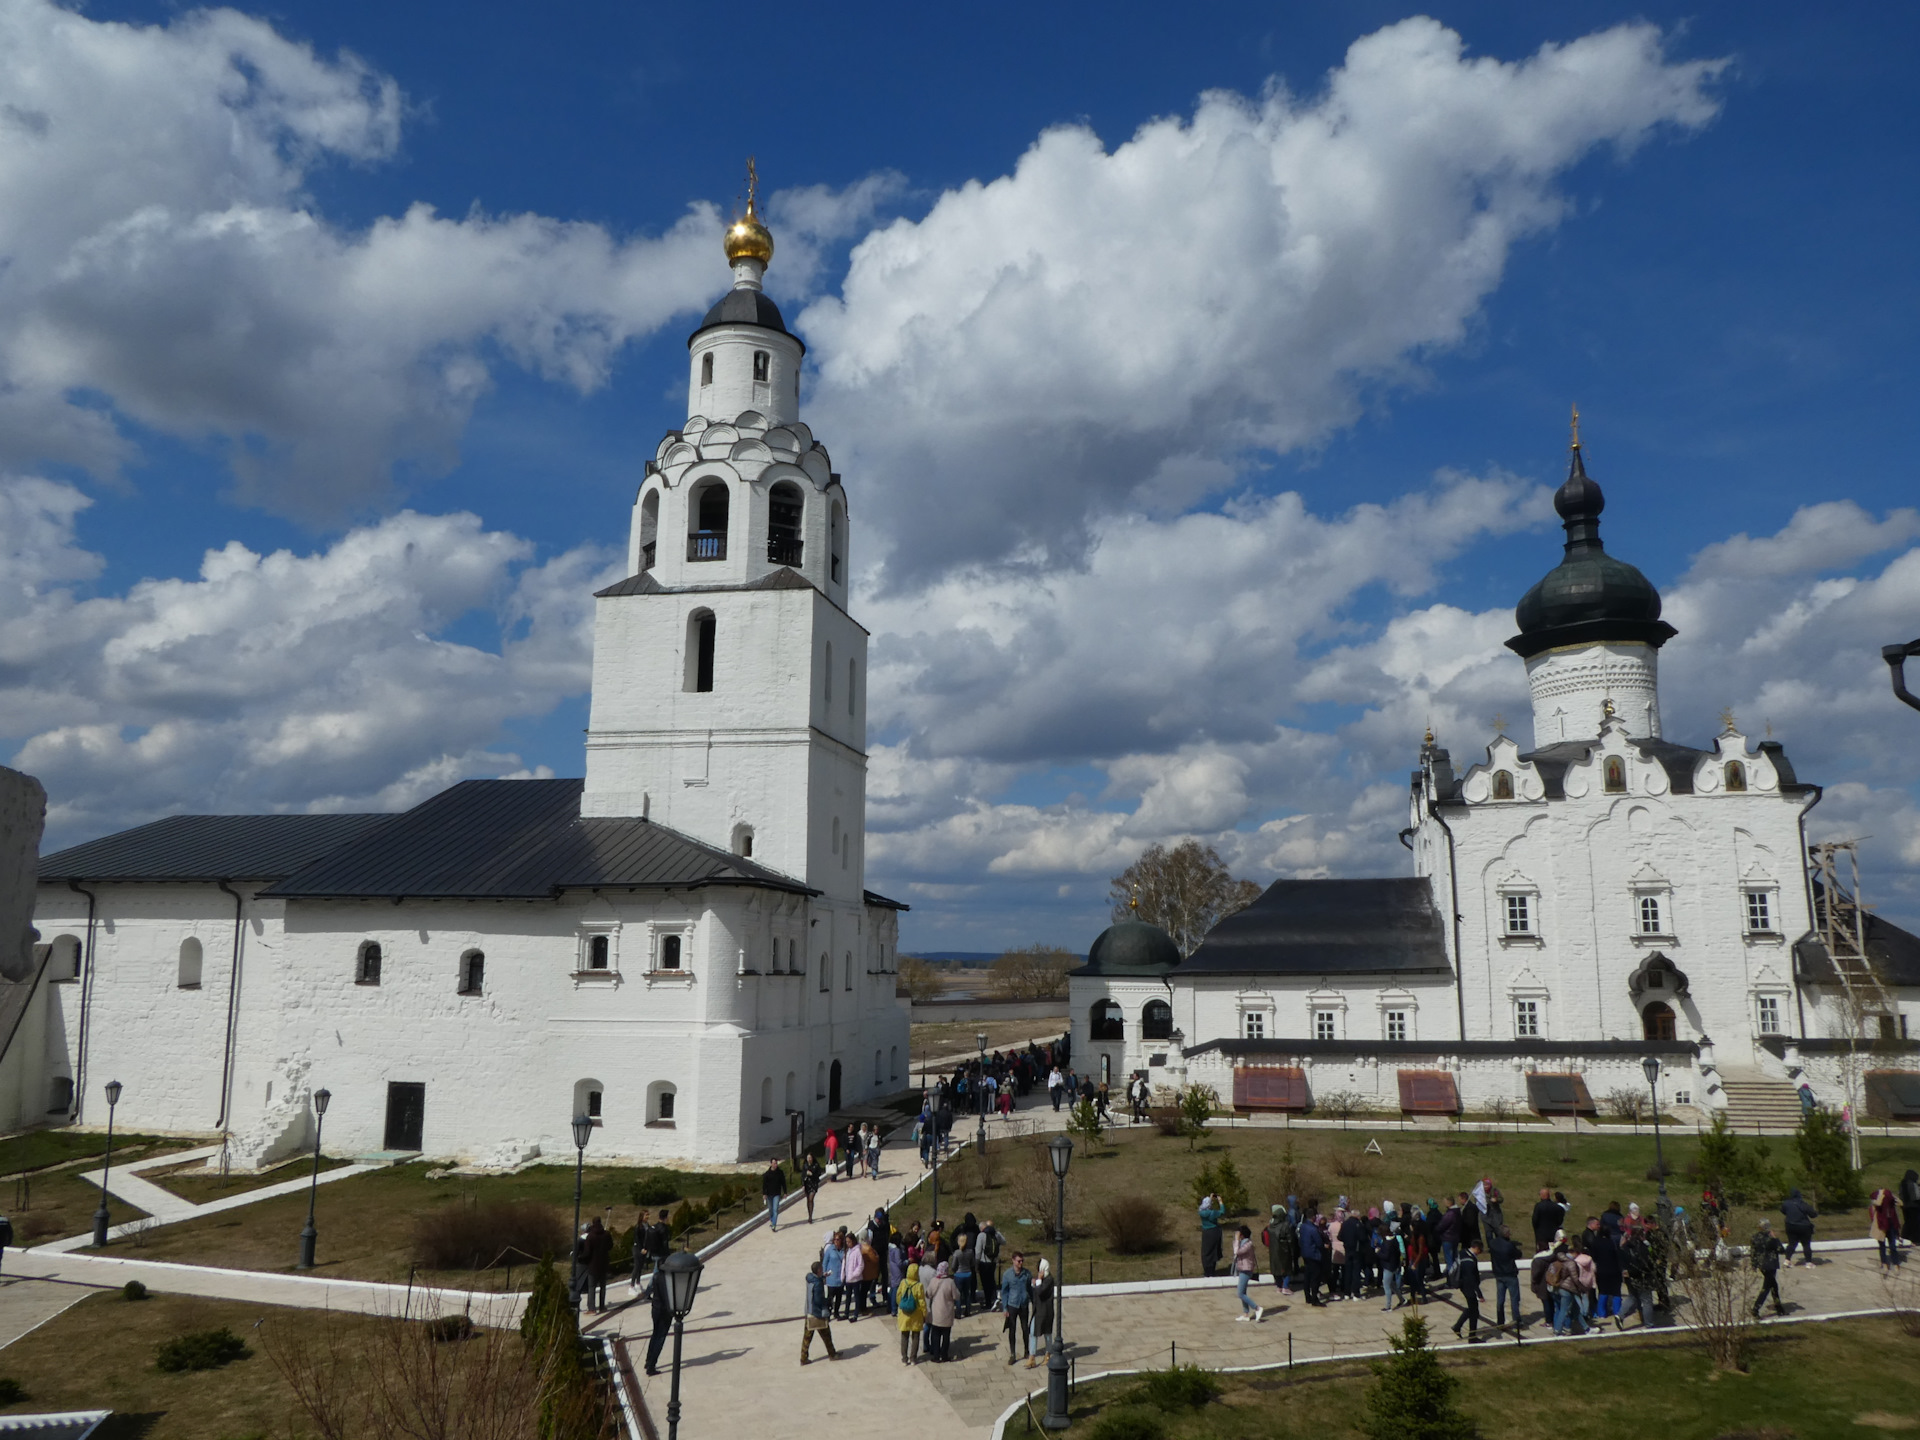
[1720,1076,1804,1131]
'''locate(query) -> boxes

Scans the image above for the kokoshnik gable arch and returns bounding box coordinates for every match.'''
[25,183,911,1168]
[1072,425,1920,1122]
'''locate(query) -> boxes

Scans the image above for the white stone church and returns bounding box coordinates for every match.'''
[20,196,910,1168]
[1073,440,1920,1126]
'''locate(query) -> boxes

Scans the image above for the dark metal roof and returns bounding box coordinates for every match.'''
[1180,878,1450,976]
[1191,1036,1698,1061]
[39,813,392,882]
[1073,918,1181,977]
[596,567,817,600]
[1509,735,1812,801]
[690,287,803,351]
[864,890,910,912]
[1508,448,1676,660]
[261,779,815,900]
[1793,903,1920,988]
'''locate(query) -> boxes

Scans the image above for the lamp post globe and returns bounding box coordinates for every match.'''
[92,1081,124,1248]
[660,1249,705,1440]
[1043,1134,1073,1430]
[570,1111,592,1273]
[1641,1055,1671,1220]
[298,1086,332,1270]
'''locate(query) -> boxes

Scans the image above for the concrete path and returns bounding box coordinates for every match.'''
[0,1273,87,1349]
[31,1146,383,1254]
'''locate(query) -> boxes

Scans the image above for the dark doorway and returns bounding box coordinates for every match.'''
[384,1082,425,1151]
[829,1059,842,1112]
[1642,1002,1677,1042]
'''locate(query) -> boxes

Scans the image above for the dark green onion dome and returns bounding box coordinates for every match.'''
[1076,918,1181,976]
[1506,442,1677,660]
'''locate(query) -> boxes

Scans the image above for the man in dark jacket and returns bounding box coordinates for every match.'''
[584,1216,613,1312]
[644,1269,672,1375]
[1450,1243,1485,1341]
[1619,1227,1658,1328]
[763,1158,789,1231]
[1751,1219,1786,1317]
[1487,1225,1523,1328]
[1781,1188,1818,1264]
[1338,1210,1366,1298]
[1298,1217,1326,1306]
[1531,1188,1561,1251]
[1436,1200,1463,1281]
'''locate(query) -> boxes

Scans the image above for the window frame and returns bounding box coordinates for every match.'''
[1385,1009,1409,1042]
[1514,998,1541,1039]
[355,940,383,986]
[458,948,485,996]
[1312,1009,1337,1042]
[1744,888,1776,935]
[1503,892,1535,937]
[1756,994,1784,1036]
[1243,1010,1267,1040]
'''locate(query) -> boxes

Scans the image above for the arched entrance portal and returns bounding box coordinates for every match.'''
[1642,1001,1677,1042]
[829,1059,843,1111]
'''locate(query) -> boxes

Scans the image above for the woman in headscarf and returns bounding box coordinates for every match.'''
[1871,1184,1902,1271]
[1028,1259,1054,1369]
[895,1261,927,1364]
[924,1260,959,1362]
[1268,1201,1298,1294]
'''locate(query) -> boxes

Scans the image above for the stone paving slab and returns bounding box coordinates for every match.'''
[0,1274,86,1350]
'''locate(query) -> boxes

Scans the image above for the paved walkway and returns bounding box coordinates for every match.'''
[0,1273,87,1348]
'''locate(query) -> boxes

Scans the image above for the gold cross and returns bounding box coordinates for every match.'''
[1570,403,1581,450]
[745,156,760,215]
[1491,712,1507,735]
[1720,706,1738,732]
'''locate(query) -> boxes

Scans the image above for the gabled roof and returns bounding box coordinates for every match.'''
[595,566,818,600]
[261,779,815,900]
[1180,878,1450,977]
[40,813,393,883]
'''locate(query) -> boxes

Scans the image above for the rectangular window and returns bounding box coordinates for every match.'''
[659,934,681,970]
[1638,894,1663,935]
[588,934,610,970]
[586,1089,603,1120]
[1745,889,1773,933]
[1385,1010,1408,1042]
[1757,995,1783,1035]
[1514,999,1540,1038]
[657,1091,675,1121]
[1243,1011,1266,1040]
[1504,894,1533,935]
[1313,1010,1336,1042]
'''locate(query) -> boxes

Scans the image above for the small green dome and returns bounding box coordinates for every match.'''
[1081,919,1180,975]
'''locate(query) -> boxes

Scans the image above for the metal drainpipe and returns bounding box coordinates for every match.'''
[66,879,98,1124]
[1427,802,1469,1045]
[215,881,246,1131]
[1792,785,1825,1042]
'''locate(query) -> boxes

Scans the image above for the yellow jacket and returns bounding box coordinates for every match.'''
[896,1265,927,1333]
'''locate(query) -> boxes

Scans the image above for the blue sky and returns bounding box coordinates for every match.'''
[4,1,1919,950]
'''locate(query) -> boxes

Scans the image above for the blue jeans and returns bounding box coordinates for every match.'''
[768,1194,781,1229]
[1494,1276,1520,1325]
[1552,1289,1584,1335]
[1237,1272,1258,1313]
[1381,1269,1402,1309]
[1441,1241,1457,1279]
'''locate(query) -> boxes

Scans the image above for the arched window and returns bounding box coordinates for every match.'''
[688,481,729,561]
[759,1077,774,1123]
[1090,999,1124,1041]
[767,480,804,566]
[685,609,716,692]
[1604,757,1626,794]
[732,824,754,857]
[784,1072,797,1112]
[816,1061,827,1099]
[830,502,845,583]
[588,934,611,971]
[48,935,80,981]
[1725,762,1746,793]
[1492,770,1514,800]
[844,952,853,990]
[848,659,857,717]
[753,350,769,383]
[356,941,382,985]
[1642,1001,1677,1042]
[574,1078,604,1125]
[458,949,484,995]
[178,937,203,989]
[1142,998,1173,1040]
[640,489,660,572]
[659,934,682,971]
[824,642,834,705]
[700,352,713,386]
[648,1081,677,1125]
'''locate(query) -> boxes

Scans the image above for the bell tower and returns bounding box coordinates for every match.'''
[580,165,868,904]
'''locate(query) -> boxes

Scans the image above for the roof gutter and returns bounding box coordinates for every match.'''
[1426,800,1469,1046]
[66,879,98,1124]
[1792,784,1825,1044]
[215,880,245,1132]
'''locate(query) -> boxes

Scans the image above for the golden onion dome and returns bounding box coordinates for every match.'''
[724,201,774,267]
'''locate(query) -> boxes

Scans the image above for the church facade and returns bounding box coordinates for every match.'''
[1074,439,1920,1123]
[24,196,910,1169]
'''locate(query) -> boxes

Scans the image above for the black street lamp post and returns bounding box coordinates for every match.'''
[976,1032,989,1152]
[91,1080,123,1247]
[571,1112,592,1310]
[660,1249,706,1440]
[1043,1134,1073,1430]
[1885,640,1920,713]
[1642,1055,1671,1222]
[298,1087,332,1270]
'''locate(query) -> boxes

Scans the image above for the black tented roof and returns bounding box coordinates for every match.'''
[261,779,814,900]
[40,813,393,883]
[1180,878,1450,976]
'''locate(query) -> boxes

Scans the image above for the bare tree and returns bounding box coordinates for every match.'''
[1108,841,1263,956]
[897,956,948,1003]
[987,944,1077,1000]
[1671,1238,1760,1372]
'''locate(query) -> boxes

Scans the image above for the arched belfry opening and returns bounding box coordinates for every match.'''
[768,481,803,567]
[690,481,729,561]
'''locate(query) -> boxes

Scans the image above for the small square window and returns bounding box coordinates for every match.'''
[1504,894,1534,935]
[1243,1011,1266,1040]
[1313,1010,1337,1042]
[1515,999,1540,1038]
[1385,1010,1408,1042]
[1638,894,1663,935]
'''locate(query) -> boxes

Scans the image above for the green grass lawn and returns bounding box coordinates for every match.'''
[1059,1315,1920,1440]
[910,1018,1068,1066]
[147,1153,357,1204]
[905,1122,1920,1284]
[89,1159,761,1288]
[0,1128,185,1178]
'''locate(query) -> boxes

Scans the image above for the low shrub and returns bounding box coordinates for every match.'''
[0,1377,26,1404]
[628,1169,682,1206]
[1130,1364,1221,1410]
[412,1198,566,1270]
[1090,1406,1167,1440]
[426,1313,473,1343]
[1148,1107,1184,1138]
[121,1280,149,1301]
[155,1326,251,1373]
[1096,1196,1170,1254]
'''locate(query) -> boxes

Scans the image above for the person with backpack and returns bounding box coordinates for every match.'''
[1546,1240,1585,1336]
[1751,1218,1786,1317]
[895,1260,927,1364]
[1781,1188,1818,1264]
[978,1221,1005,1308]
